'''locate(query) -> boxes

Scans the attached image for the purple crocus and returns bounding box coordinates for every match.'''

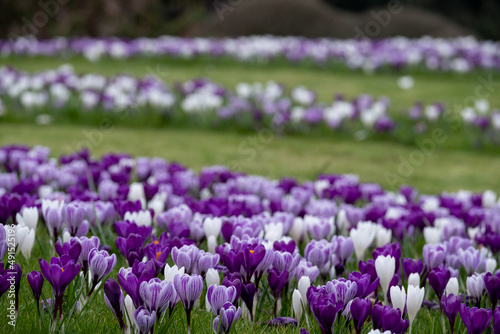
[371,304,409,334]
[348,272,379,299]
[240,282,256,321]
[134,306,156,334]
[117,260,156,308]
[144,241,170,276]
[207,284,237,315]
[484,271,500,307]
[27,270,44,313]
[174,274,203,334]
[103,278,125,331]
[197,251,219,278]
[213,302,242,334]
[459,304,492,334]
[428,266,451,301]
[62,202,87,236]
[402,258,424,279]
[440,294,462,334]
[307,286,344,334]
[78,236,100,275]
[171,245,200,275]
[350,297,372,334]
[55,239,82,263]
[88,248,117,297]
[222,273,242,307]
[116,233,145,267]
[39,257,81,321]
[494,307,500,334]
[139,278,175,318]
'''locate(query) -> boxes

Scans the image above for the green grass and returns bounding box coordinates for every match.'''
[2,56,500,111]
[1,123,499,194]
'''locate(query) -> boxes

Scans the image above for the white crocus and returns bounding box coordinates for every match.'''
[289,217,306,243]
[164,264,185,283]
[15,224,35,259]
[127,182,146,208]
[16,207,39,230]
[408,273,420,288]
[124,295,136,333]
[486,258,497,273]
[298,276,311,308]
[375,255,395,304]
[205,268,220,287]
[124,210,152,227]
[445,277,459,296]
[407,285,425,334]
[350,221,377,261]
[292,289,303,320]
[482,190,497,208]
[375,226,392,247]
[390,286,406,316]
[423,226,442,244]
[204,217,222,253]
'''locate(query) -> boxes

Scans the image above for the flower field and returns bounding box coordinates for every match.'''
[1,34,500,334]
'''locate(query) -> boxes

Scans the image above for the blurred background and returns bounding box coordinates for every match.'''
[2,0,499,39]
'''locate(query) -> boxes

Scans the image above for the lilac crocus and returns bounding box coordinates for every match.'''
[466,274,485,306]
[0,224,7,261]
[117,260,156,308]
[459,304,492,334]
[27,270,44,313]
[207,284,237,315]
[174,274,203,334]
[79,236,100,274]
[88,248,117,297]
[134,306,156,334]
[103,278,125,331]
[139,278,175,318]
[197,251,219,278]
[171,245,200,275]
[422,244,446,270]
[213,302,242,334]
[39,257,81,321]
[441,294,462,334]
[62,202,87,236]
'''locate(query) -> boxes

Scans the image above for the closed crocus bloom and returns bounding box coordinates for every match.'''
[350,297,372,334]
[459,304,492,334]
[213,302,242,334]
[467,274,485,305]
[134,306,156,334]
[375,255,395,304]
[376,227,392,247]
[171,245,200,275]
[128,182,146,208]
[441,294,462,334]
[486,258,497,274]
[103,278,125,331]
[291,289,303,322]
[206,268,220,287]
[15,224,35,259]
[423,226,442,245]
[88,249,117,293]
[174,274,203,334]
[16,206,38,230]
[445,277,459,297]
[408,273,420,287]
[407,285,424,333]
[298,276,311,308]
[484,272,500,307]
[482,190,497,208]
[428,266,451,301]
[124,210,152,227]
[62,203,87,236]
[207,235,217,254]
[390,286,406,316]
[350,221,377,261]
[197,251,219,278]
[27,271,44,303]
[289,217,306,243]
[124,295,136,331]
[139,278,175,317]
[164,264,185,283]
[204,217,222,238]
[207,284,237,315]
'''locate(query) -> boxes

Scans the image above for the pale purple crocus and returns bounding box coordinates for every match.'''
[213,302,242,334]
[88,248,117,298]
[174,274,203,334]
[134,306,156,334]
[139,278,175,318]
[207,284,238,315]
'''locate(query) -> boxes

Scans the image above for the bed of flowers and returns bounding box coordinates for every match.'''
[1,144,500,333]
[1,66,500,150]
[2,36,500,73]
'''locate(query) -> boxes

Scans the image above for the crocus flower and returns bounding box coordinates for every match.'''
[117,260,156,308]
[174,274,203,334]
[197,251,219,278]
[371,304,409,334]
[39,257,81,321]
[307,286,344,334]
[88,249,117,297]
[441,294,462,334]
[350,221,377,261]
[493,307,500,334]
[16,206,38,230]
[171,245,200,275]
[55,238,82,262]
[350,297,372,334]
[139,278,175,318]
[62,202,87,236]
[207,284,237,315]
[484,272,500,307]
[408,273,420,287]
[459,304,492,334]
[116,233,145,267]
[466,274,485,306]
[213,302,242,334]
[134,306,156,334]
[240,282,256,321]
[15,224,35,259]
[390,286,406,316]
[164,264,185,283]
[27,271,44,312]
[445,277,459,297]
[428,266,450,301]
[407,285,424,333]
[0,224,6,261]
[402,258,423,279]
[103,278,125,331]
[293,289,304,320]
[375,255,395,304]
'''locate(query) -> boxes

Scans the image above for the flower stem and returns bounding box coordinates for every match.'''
[186,309,191,334]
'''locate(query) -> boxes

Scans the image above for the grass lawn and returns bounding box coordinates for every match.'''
[1,123,499,194]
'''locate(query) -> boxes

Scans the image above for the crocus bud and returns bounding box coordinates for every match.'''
[486,258,497,273]
[103,278,125,330]
[390,286,406,317]
[350,221,377,261]
[375,255,395,304]
[27,271,44,302]
[15,224,35,259]
[298,276,310,306]
[445,277,459,297]
[466,274,485,304]
[292,289,303,320]
[164,264,185,283]
[16,207,39,230]
[408,273,420,288]
[376,227,392,247]
[407,285,425,332]
[207,285,237,315]
[124,295,136,331]
[205,268,219,287]
[423,226,442,244]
